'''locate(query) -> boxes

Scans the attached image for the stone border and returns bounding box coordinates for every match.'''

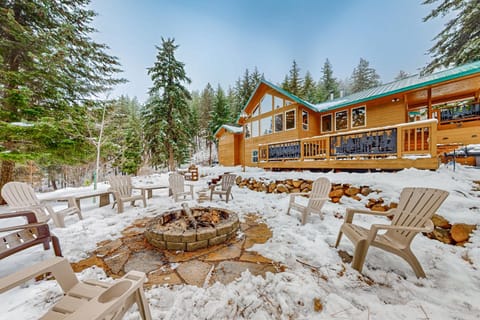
[144,207,240,252]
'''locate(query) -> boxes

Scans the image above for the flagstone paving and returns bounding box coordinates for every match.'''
[71,213,284,288]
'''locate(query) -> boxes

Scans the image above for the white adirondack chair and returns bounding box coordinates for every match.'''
[108,176,146,213]
[169,173,194,202]
[287,177,331,224]
[210,173,236,203]
[1,181,82,228]
[0,257,152,320]
[335,187,449,278]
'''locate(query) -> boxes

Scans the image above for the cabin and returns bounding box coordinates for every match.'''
[215,61,480,171]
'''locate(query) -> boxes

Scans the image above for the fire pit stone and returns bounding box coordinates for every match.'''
[144,205,240,252]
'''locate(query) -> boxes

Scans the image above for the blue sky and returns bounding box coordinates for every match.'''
[89,0,446,103]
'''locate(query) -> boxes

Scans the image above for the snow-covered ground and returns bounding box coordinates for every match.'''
[1,164,479,319]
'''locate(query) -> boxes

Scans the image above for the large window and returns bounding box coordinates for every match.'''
[302,110,308,130]
[335,110,348,131]
[260,94,273,114]
[351,106,366,128]
[321,114,332,133]
[251,120,259,137]
[275,113,284,132]
[260,117,273,135]
[286,110,296,130]
[274,96,283,109]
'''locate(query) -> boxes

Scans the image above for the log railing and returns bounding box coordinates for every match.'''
[258,119,437,162]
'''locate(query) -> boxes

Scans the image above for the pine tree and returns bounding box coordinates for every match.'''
[0,0,124,197]
[144,38,192,171]
[301,71,318,103]
[350,58,381,93]
[208,85,231,165]
[394,70,410,81]
[422,0,480,74]
[319,59,340,101]
[284,60,303,96]
[199,83,215,138]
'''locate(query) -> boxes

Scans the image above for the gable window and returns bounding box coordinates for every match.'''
[260,117,273,135]
[321,114,332,133]
[274,113,284,132]
[302,110,308,130]
[285,110,296,130]
[251,120,259,137]
[260,94,273,114]
[335,110,348,131]
[274,96,283,109]
[351,106,366,128]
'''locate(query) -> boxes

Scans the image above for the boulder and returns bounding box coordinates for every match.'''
[276,184,289,193]
[292,180,303,188]
[329,189,344,199]
[430,227,454,244]
[345,187,360,197]
[431,214,451,229]
[360,186,372,196]
[451,223,477,243]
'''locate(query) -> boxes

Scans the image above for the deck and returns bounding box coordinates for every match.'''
[257,119,439,171]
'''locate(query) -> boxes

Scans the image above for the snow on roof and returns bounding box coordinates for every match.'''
[222,124,243,134]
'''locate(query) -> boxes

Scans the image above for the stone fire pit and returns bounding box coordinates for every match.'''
[144,204,240,252]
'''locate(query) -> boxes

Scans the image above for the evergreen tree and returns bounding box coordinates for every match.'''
[0,0,124,197]
[144,38,192,171]
[188,90,201,153]
[230,67,262,117]
[319,58,340,101]
[350,58,381,93]
[284,60,303,96]
[301,71,318,103]
[422,0,480,74]
[198,83,215,149]
[394,70,410,81]
[208,85,231,165]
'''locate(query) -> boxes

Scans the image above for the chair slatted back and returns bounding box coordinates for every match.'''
[108,176,133,197]
[220,174,236,191]
[388,187,449,244]
[308,177,331,211]
[169,173,185,194]
[1,182,49,222]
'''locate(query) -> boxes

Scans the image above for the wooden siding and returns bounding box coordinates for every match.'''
[218,131,238,166]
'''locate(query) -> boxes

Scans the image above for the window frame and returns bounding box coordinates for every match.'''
[302,110,308,130]
[335,110,348,131]
[285,109,296,131]
[321,114,333,133]
[351,105,366,128]
[274,113,284,132]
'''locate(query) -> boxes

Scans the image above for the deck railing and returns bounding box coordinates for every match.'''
[258,119,437,162]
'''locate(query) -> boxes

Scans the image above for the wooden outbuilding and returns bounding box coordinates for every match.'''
[215,61,480,170]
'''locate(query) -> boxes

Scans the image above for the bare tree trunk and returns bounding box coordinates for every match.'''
[0,160,15,204]
[48,168,58,190]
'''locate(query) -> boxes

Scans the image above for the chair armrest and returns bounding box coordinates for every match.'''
[0,211,38,223]
[0,222,48,233]
[371,220,434,233]
[0,257,77,294]
[345,207,396,223]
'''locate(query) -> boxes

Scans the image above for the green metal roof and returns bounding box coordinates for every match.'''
[314,60,480,112]
[235,79,317,123]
